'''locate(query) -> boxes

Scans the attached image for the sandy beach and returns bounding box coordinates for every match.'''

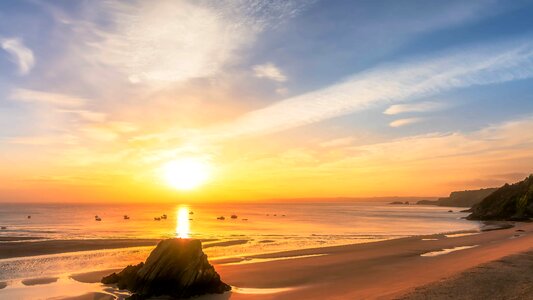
[2,221,531,299]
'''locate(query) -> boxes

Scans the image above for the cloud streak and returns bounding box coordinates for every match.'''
[384,101,448,115]
[253,63,287,82]
[205,38,533,140]
[389,118,424,128]
[1,38,35,75]
[10,89,87,107]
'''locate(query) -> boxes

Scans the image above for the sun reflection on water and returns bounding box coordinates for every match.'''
[176,206,190,238]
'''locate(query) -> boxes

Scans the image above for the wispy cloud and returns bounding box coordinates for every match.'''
[1,38,35,75]
[56,109,107,122]
[253,63,287,82]
[204,38,533,140]
[389,118,424,128]
[384,101,448,115]
[83,0,307,84]
[10,89,87,107]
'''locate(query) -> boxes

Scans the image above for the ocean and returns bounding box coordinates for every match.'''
[0,201,481,281]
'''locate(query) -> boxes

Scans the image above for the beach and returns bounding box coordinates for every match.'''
[0,220,531,299]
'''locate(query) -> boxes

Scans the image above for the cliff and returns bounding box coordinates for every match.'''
[467,175,533,221]
[416,188,497,207]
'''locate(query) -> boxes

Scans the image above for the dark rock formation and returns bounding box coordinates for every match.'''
[416,199,438,205]
[438,188,498,207]
[416,188,497,207]
[468,175,533,221]
[102,238,231,299]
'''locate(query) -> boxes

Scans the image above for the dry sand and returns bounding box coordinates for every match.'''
[214,222,533,299]
[399,251,533,300]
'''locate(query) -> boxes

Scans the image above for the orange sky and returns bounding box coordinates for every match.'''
[1,1,533,203]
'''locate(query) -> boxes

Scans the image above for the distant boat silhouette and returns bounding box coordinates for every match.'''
[217,216,225,220]
[161,214,167,220]
[1,226,6,230]
[154,217,161,221]
[242,218,248,221]
[27,215,31,219]
[124,215,130,220]
[95,217,102,221]
[189,211,194,215]
[231,214,238,219]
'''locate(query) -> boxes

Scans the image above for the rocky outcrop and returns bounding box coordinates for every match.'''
[416,200,438,205]
[468,175,533,221]
[416,188,497,207]
[102,238,231,299]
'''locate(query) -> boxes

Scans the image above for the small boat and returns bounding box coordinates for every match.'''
[189,218,193,221]
[95,217,102,221]
[124,215,130,220]
[189,211,194,215]
[231,214,238,219]
[154,217,161,221]
[242,218,248,221]
[1,226,6,230]
[161,214,167,220]
[217,216,225,220]
[27,215,31,219]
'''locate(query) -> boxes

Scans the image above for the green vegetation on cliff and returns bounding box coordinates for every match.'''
[467,175,533,221]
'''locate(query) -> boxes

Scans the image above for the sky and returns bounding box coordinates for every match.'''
[1,0,533,203]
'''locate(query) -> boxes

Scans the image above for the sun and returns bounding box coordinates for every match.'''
[162,158,211,191]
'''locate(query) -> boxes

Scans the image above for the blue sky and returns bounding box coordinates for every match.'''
[1,0,533,201]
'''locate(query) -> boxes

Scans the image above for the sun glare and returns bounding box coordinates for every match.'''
[176,206,190,238]
[163,158,211,191]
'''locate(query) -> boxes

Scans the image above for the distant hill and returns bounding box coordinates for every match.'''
[416,188,497,207]
[467,175,533,221]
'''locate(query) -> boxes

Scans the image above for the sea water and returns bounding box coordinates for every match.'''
[0,201,481,281]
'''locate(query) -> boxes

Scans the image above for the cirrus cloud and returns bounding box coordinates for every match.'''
[1,38,35,75]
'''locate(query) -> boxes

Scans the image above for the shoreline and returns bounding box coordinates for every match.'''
[0,222,531,299]
[0,220,504,261]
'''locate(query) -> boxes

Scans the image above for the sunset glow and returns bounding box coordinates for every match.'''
[0,1,533,204]
[163,158,211,191]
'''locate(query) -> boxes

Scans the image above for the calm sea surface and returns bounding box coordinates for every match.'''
[0,201,481,281]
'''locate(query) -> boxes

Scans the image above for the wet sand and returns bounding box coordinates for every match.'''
[0,238,230,260]
[1,222,532,299]
[22,277,59,286]
[0,239,161,259]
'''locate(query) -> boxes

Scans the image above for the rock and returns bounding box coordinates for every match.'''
[468,175,533,221]
[436,188,498,207]
[389,201,405,205]
[102,239,231,299]
[416,199,439,205]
